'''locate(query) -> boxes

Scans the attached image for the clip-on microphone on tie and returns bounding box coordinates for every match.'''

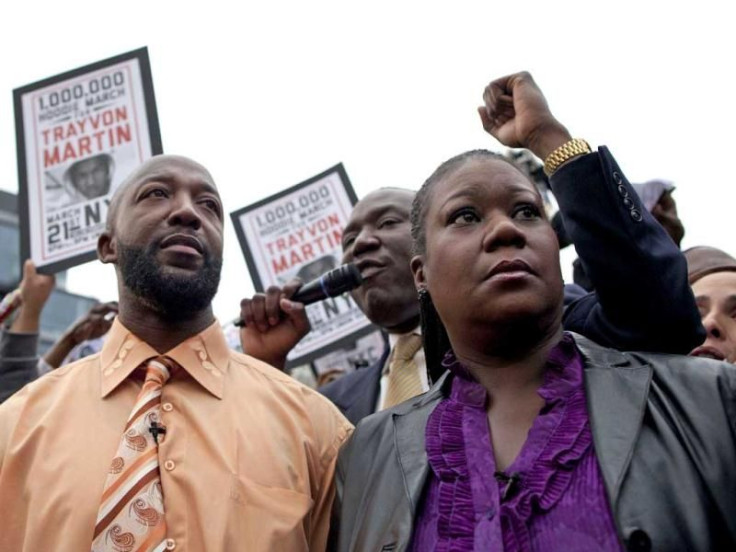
[149,421,167,445]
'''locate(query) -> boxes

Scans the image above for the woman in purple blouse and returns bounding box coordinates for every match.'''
[333,73,736,552]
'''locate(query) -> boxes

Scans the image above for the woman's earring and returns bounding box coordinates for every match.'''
[417,287,429,300]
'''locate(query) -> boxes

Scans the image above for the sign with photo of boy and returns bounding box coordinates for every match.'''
[14,47,162,273]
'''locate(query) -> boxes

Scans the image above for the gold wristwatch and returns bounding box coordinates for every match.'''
[543,138,592,176]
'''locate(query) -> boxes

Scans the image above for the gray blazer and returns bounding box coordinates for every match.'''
[334,335,736,552]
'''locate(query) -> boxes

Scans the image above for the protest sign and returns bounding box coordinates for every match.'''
[231,163,381,368]
[14,47,162,273]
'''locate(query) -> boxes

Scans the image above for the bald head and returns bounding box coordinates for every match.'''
[97,153,224,324]
[361,187,415,204]
[341,186,419,332]
[106,155,216,232]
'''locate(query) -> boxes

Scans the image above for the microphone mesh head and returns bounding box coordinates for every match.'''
[323,264,363,295]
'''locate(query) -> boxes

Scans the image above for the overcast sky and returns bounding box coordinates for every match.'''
[2,1,734,321]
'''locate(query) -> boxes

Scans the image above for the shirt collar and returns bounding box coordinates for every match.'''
[100,318,230,399]
[387,325,422,350]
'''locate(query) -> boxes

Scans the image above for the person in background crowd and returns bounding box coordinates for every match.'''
[0,260,54,402]
[642,180,684,247]
[42,301,118,370]
[0,257,119,403]
[239,71,703,425]
[317,368,347,387]
[686,245,736,363]
[0,155,351,552]
[334,71,736,552]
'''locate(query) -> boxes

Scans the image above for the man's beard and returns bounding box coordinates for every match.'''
[117,240,222,320]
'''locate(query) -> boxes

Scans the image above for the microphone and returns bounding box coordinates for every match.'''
[291,263,363,304]
[235,264,363,327]
[149,421,167,445]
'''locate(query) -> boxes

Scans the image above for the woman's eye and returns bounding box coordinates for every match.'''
[449,209,479,225]
[342,235,356,249]
[513,204,541,220]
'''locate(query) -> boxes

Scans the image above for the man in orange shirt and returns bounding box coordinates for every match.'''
[0,155,352,552]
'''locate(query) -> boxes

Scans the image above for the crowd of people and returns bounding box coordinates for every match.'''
[1,71,736,551]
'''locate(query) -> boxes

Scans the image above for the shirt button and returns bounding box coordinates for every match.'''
[630,209,643,222]
[162,403,173,412]
[165,538,177,550]
[623,197,635,209]
[164,460,176,471]
[613,171,623,185]
[617,183,628,197]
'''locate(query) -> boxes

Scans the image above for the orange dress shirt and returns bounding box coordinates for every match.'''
[0,319,352,551]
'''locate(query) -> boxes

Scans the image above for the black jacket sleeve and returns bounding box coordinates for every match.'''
[554,146,705,354]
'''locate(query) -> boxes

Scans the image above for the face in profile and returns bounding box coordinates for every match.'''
[341,189,419,331]
[412,157,563,337]
[690,271,736,363]
[67,154,113,200]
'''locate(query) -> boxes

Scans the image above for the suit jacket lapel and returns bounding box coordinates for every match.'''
[391,373,449,516]
[326,347,389,424]
[574,334,652,508]
[342,361,383,422]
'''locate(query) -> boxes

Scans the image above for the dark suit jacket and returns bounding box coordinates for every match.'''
[555,147,704,354]
[320,348,388,425]
[334,334,736,551]
[320,147,705,426]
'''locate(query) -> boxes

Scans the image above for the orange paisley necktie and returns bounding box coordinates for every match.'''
[92,357,176,552]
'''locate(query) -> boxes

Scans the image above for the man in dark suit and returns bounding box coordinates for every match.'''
[319,187,425,421]
[239,75,705,425]
[239,187,424,423]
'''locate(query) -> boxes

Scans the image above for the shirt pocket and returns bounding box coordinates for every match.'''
[224,473,314,551]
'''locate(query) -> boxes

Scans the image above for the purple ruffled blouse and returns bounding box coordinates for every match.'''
[410,334,623,551]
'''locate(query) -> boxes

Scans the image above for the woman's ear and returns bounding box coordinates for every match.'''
[410,254,427,291]
[97,230,117,265]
